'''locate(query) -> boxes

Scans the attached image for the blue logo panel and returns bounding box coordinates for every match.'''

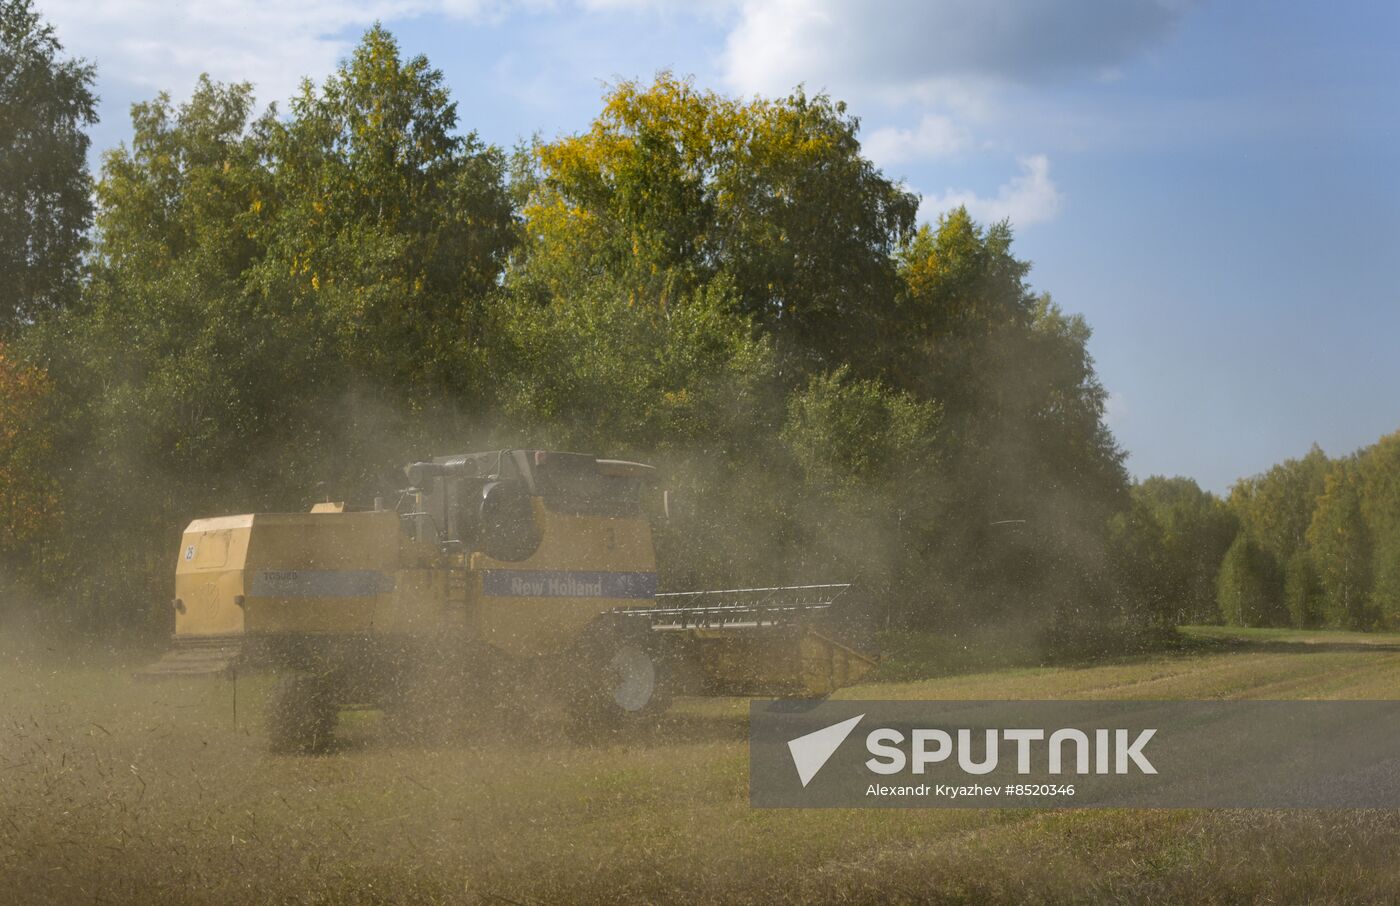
[482,569,657,600]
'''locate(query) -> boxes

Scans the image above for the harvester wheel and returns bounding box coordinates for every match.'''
[267,673,338,754]
[565,629,671,740]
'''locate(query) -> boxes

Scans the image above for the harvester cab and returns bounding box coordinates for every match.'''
[142,449,877,752]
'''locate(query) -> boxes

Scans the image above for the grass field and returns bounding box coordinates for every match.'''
[4,627,1400,904]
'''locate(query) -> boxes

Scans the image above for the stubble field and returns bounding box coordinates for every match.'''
[4,627,1400,904]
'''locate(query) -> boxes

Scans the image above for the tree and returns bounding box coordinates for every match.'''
[513,77,1131,637]
[517,74,919,370]
[33,78,282,625]
[36,28,519,629]
[891,214,1126,511]
[783,367,939,493]
[1306,461,1374,628]
[1227,444,1329,567]
[781,366,942,614]
[493,275,773,454]
[0,0,97,334]
[887,211,1129,633]
[1216,533,1285,627]
[1357,432,1400,625]
[0,342,58,601]
[1369,532,1400,628]
[1283,549,1325,629]
[1110,476,1237,627]
[254,25,516,398]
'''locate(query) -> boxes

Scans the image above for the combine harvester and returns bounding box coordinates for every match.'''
[141,449,876,751]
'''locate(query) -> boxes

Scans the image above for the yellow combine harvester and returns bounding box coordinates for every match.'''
[143,450,876,751]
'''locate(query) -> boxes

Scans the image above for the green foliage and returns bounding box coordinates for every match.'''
[22,77,275,623]
[0,0,96,334]
[493,276,772,453]
[1358,433,1400,624]
[9,34,1137,647]
[499,75,1130,641]
[0,342,58,601]
[892,215,1126,516]
[15,19,1399,648]
[1283,549,1325,629]
[1110,477,1237,627]
[1216,533,1285,627]
[1212,434,1400,632]
[782,367,940,492]
[518,73,918,370]
[254,25,517,397]
[779,367,942,613]
[1227,444,1329,566]
[1369,531,1400,628]
[29,30,517,627]
[1307,461,1375,629]
[884,213,1128,634]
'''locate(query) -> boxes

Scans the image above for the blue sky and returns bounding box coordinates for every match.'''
[36,0,1400,492]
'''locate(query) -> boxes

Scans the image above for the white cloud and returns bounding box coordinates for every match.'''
[576,0,733,16]
[35,0,507,109]
[721,0,828,96]
[722,0,1190,102]
[720,0,1191,219]
[920,154,1063,228]
[863,113,970,168]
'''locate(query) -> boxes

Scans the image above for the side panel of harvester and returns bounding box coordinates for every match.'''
[174,510,456,643]
[469,498,657,657]
[242,512,396,635]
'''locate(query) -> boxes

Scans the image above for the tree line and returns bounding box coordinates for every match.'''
[1105,432,1400,633]
[1223,438,1400,630]
[0,5,1388,645]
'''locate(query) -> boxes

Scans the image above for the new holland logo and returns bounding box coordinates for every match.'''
[787,714,864,787]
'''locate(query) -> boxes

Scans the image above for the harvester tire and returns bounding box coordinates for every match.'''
[565,628,671,741]
[267,673,338,754]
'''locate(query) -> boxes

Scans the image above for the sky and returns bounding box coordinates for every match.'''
[32,0,1400,493]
